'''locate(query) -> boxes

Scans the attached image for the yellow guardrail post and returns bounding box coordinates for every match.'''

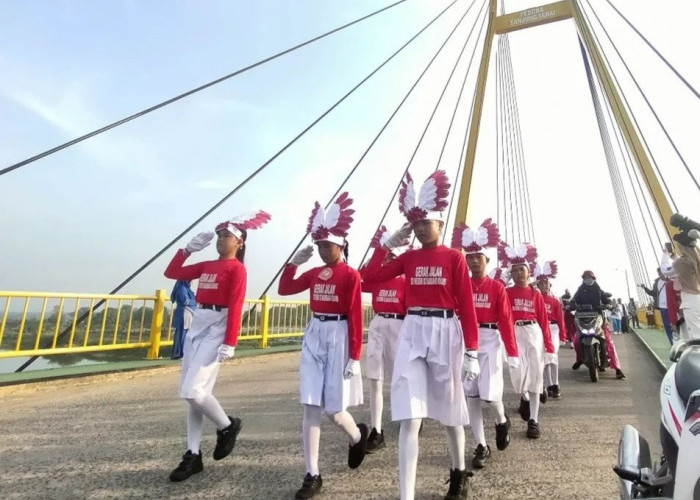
[147,289,167,359]
[259,294,270,349]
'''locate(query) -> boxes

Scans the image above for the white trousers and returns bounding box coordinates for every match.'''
[511,323,544,395]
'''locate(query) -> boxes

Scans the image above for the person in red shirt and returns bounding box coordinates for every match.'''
[499,242,555,440]
[363,170,478,500]
[163,211,270,482]
[534,261,566,399]
[278,193,368,500]
[359,226,408,454]
[452,219,518,470]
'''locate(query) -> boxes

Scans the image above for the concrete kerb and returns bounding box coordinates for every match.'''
[630,327,668,372]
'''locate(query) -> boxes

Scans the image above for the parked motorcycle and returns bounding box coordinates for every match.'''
[614,339,700,499]
[573,304,609,382]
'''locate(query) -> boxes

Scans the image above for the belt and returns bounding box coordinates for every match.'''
[378,313,406,320]
[515,320,536,326]
[407,309,454,318]
[199,304,227,311]
[549,320,558,325]
[313,314,348,321]
[479,323,498,329]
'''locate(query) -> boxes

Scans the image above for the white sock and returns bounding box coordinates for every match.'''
[186,404,204,453]
[187,394,230,430]
[488,401,507,424]
[303,404,322,476]
[329,411,361,444]
[399,419,421,500]
[445,425,465,470]
[369,379,383,433]
[551,363,560,386]
[528,391,540,422]
[543,364,553,388]
[466,397,486,446]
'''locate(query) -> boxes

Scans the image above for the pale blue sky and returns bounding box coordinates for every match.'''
[1,0,698,305]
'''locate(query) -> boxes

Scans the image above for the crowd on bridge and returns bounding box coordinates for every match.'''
[160,169,700,500]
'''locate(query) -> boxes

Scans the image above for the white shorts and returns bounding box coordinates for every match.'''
[510,323,544,395]
[365,315,402,381]
[179,309,226,399]
[299,318,363,413]
[391,314,469,427]
[464,327,505,402]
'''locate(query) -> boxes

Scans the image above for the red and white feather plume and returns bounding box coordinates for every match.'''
[215,210,271,238]
[534,260,558,281]
[306,192,355,245]
[498,241,538,272]
[399,170,451,222]
[451,218,500,253]
[489,267,512,285]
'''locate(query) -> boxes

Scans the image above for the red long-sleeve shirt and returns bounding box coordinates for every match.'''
[359,265,406,314]
[164,249,246,346]
[362,246,478,351]
[506,285,555,353]
[278,261,363,361]
[471,276,517,357]
[543,294,566,342]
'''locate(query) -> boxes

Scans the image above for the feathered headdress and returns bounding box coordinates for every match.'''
[498,241,538,272]
[306,192,355,245]
[371,225,410,256]
[489,267,511,285]
[399,170,451,223]
[534,260,558,282]
[451,218,500,254]
[215,210,271,239]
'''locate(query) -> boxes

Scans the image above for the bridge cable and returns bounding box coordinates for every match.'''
[260,0,482,297]
[497,41,516,244]
[584,1,694,200]
[603,0,700,101]
[14,0,457,372]
[0,0,410,178]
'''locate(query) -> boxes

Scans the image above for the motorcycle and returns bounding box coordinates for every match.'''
[573,303,609,382]
[614,339,700,499]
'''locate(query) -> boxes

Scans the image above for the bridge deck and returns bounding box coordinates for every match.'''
[1,335,663,499]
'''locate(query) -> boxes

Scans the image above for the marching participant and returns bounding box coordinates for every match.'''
[499,242,555,439]
[164,210,271,482]
[278,192,368,500]
[363,170,478,500]
[534,261,566,399]
[452,219,518,469]
[359,226,408,453]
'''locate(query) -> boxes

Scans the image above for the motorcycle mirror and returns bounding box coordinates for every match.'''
[670,339,700,363]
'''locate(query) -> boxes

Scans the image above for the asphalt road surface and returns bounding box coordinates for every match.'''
[0,334,665,499]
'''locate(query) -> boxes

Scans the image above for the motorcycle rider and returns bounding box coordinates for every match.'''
[571,270,626,380]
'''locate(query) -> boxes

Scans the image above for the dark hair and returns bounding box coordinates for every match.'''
[236,227,248,264]
[343,241,349,261]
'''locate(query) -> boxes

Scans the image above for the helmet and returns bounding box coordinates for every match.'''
[582,270,596,280]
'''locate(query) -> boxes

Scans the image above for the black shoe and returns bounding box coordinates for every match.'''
[471,444,491,469]
[365,427,385,454]
[444,468,472,499]
[599,366,606,373]
[495,415,511,451]
[539,391,547,404]
[518,398,530,422]
[550,384,561,398]
[616,369,626,380]
[572,361,582,370]
[169,450,203,482]
[348,423,368,469]
[213,416,242,460]
[526,419,540,439]
[295,473,322,499]
[546,385,554,398]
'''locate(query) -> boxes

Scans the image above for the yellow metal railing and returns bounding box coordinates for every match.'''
[0,290,374,360]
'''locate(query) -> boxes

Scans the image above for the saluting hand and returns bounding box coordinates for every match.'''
[385,223,412,249]
[290,245,314,266]
[186,232,215,253]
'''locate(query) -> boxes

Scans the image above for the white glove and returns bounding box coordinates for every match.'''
[507,356,520,370]
[544,352,557,365]
[217,344,235,363]
[385,223,412,249]
[290,245,314,266]
[462,351,480,382]
[689,229,700,240]
[343,359,361,379]
[186,232,215,253]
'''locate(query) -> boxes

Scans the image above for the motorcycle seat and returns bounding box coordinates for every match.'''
[674,346,700,404]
